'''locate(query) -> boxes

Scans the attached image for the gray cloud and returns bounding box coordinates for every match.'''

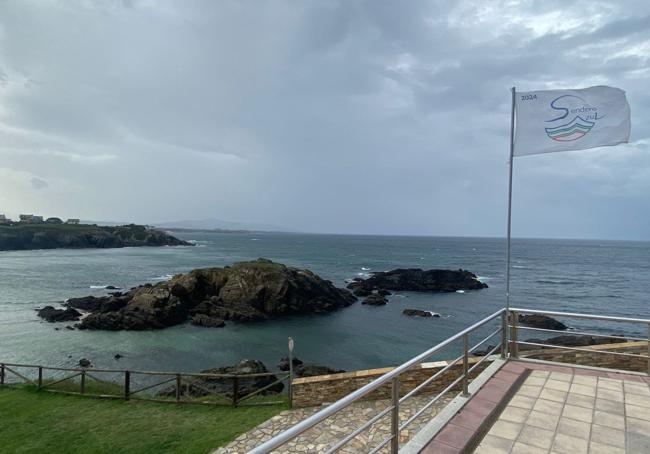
[30,177,48,190]
[0,0,649,239]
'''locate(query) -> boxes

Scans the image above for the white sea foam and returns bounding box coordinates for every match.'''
[151,274,174,281]
[89,285,120,289]
[513,265,526,269]
[476,276,492,281]
[361,267,371,271]
[456,290,465,294]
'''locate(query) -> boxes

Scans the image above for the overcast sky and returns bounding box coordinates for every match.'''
[1,1,649,239]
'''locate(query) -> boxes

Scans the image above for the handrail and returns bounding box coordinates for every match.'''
[249,308,506,454]
[509,307,650,324]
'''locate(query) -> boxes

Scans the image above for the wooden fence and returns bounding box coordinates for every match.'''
[0,362,291,407]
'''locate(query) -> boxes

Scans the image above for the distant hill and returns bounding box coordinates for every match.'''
[154,218,293,233]
[0,224,192,251]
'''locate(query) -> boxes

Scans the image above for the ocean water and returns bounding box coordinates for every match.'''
[1,233,648,374]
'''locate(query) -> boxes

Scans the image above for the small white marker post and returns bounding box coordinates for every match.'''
[288,337,294,407]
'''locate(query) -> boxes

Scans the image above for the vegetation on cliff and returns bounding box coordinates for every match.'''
[0,223,191,251]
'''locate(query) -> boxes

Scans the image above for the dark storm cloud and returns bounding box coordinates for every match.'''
[0,0,648,239]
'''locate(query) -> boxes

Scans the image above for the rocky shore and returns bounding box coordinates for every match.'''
[0,223,191,251]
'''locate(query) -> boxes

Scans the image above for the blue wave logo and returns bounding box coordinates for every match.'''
[544,95,601,142]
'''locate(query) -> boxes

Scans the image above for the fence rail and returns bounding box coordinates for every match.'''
[0,362,291,407]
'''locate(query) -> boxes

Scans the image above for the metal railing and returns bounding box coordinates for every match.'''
[0,362,290,407]
[250,308,508,454]
[508,307,650,374]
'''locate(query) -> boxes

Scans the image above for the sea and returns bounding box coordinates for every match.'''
[1,232,648,375]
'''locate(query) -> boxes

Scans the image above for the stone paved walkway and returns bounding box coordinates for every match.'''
[475,367,650,453]
[214,394,452,453]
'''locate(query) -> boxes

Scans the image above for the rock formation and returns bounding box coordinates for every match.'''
[519,314,568,331]
[37,306,82,322]
[57,259,356,330]
[403,309,440,318]
[277,357,345,378]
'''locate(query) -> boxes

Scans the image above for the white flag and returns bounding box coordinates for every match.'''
[514,86,630,156]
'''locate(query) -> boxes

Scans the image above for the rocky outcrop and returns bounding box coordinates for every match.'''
[63,259,356,331]
[403,309,440,318]
[473,334,627,356]
[278,357,345,378]
[0,223,192,251]
[347,268,487,295]
[362,294,388,306]
[37,306,82,322]
[159,359,283,398]
[519,314,568,331]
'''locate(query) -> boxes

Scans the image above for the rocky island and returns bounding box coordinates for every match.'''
[0,223,191,251]
[41,259,357,330]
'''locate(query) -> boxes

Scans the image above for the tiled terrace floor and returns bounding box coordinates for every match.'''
[422,360,650,454]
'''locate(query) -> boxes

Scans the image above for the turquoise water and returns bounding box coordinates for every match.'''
[1,232,648,374]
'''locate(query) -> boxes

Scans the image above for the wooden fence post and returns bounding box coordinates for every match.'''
[232,376,239,406]
[124,371,130,401]
[38,367,43,389]
[175,374,181,402]
[0,364,4,386]
[80,370,86,394]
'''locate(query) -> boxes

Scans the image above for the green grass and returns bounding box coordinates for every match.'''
[0,385,287,453]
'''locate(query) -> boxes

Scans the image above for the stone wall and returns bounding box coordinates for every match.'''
[292,341,649,408]
[292,356,490,408]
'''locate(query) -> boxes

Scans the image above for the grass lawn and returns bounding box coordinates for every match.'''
[0,385,286,453]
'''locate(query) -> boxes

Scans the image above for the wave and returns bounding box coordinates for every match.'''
[476,276,492,281]
[151,274,174,281]
[456,290,465,294]
[361,267,371,271]
[89,285,120,290]
[512,265,526,269]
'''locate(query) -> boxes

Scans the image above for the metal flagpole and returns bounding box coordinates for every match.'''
[505,87,516,314]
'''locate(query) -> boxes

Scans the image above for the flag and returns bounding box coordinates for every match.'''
[514,86,630,156]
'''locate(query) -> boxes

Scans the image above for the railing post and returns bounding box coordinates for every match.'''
[501,311,508,359]
[647,324,650,376]
[175,374,182,402]
[232,376,239,406]
[80,370,86,394]
[390,378,400,454]
[0,364,4,386]
[462,334,470,397]
[38,367,43,389]
[288,337,294,408]
[124,371,130,400]
[510,311,519,358]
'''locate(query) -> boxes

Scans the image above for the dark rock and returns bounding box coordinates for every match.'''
[377,289,392,296]
[353,287,373,297]
[74,259,357,331]
[362,294,388,306]
[526,334,627,347]
[78,358,91,368]
[191,314,225,328]
[158,359,283,399]
[278,357,344,377]
[114,354,123,360]
[347,268,487,295]
[519,314,568,331]
[105,285,120,290]
[278,357,304,371]
[403,309,439,317]
[65,325,75,330]
[37,306,82,322]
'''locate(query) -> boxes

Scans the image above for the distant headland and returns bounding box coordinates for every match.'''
[0,213,192,251]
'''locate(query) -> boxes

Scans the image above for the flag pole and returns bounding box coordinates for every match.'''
[505,87,516,315]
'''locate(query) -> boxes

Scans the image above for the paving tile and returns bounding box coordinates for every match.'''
[489,377,515,392]
[487,420,523,440]
[562,404,593,423]
[597,388,623,402]
[499,406,529,424]
[594,397,624,414]
[626,393,650,407]
[532,398,563,415]
[593,410,625,430]
[516,424,555,450]
[589,424,625,447]
[451,408,484,431]
[435,423,474,449]
[626,416,650,436]
[530,370,550,378]
[511,441,547,454]
[556,417,590,439]
[465,397,497,417]
[517,385,542,398]
[552,432,588,454]
[526,410,560,431]
[524,376,546,387]
[624,382,650,396]
[626,403,650,421]
[495,370,520,383]
[509,395,535,410]
[589,441,625,454]
[627,432,650,453]
[569,383,596,397]
[550,372,573,382]
[421,440,461,454]
[479,385,507,404]
[539,388,567,403]
[474,434,514,453]
[545,379,570,392]
[572,375,597,386]
[565,393,594,409]
[597,379,622,391]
